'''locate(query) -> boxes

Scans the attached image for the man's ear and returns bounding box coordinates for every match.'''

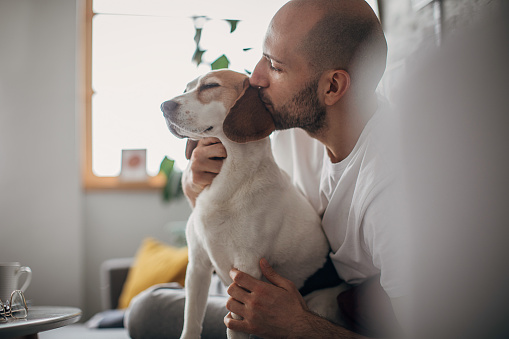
[223,78,275,143]
[323,70,350,106]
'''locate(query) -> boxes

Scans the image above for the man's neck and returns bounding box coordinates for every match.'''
[308,94,377,163]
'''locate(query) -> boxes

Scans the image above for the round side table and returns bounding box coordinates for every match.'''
[0,306,81,339]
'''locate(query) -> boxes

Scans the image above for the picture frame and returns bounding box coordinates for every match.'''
[120,149,148,182]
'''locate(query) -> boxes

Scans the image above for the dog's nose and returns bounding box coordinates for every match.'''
[161,100,179,117]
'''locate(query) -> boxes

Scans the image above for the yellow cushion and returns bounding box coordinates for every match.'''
[117,238,188,309]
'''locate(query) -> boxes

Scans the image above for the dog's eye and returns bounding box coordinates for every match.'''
[200,83,220,91]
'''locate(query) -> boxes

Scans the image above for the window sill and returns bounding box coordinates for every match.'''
[83,172,167,191]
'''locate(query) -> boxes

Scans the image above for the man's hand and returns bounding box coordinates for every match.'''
[182,137,226,207]
[224,258,311,338]
[225,259,367,339]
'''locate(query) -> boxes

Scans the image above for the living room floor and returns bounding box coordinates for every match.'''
[39,324,130,339]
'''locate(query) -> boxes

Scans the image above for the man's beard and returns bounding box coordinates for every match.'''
[263,78,327,135]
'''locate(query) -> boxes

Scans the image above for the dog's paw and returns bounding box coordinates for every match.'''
[227,328,250,339]
[180,331,201,339]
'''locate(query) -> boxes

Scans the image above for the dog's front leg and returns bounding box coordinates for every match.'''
[227,262,263,339]
[180,253,214,339]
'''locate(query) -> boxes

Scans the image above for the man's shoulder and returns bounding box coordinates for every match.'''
[354,103,401,214]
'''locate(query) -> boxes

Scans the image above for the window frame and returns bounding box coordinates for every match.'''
[81,0,166,190]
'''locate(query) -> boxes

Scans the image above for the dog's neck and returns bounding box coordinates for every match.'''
[198,134,281,203]
[219,135,275,175]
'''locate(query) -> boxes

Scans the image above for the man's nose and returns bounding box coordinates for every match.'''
[249,58,269,88]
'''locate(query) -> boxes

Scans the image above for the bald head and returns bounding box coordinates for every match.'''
[277,0,387,94]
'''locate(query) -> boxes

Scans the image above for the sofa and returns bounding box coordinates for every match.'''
[39,236,190,339]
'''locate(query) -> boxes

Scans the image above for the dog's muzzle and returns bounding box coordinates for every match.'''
[161,100,186,139]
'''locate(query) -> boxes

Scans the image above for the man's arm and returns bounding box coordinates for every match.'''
[182,137,226,207]
[224,258,366,339]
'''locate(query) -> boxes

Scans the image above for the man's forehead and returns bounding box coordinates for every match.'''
[263,23,293,62]
[262,24,307,68]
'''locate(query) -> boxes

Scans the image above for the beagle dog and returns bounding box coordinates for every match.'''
[161,70,332,339]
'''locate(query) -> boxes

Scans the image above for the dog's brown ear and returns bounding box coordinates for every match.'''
[185,139,199,160]
[223,79,275,143]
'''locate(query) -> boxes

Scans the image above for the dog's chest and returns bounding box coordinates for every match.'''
[192,200,267,249]
[189,198,275,281]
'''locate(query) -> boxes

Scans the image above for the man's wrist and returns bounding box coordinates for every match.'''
[288,310,365,339]
[287,310,324,339]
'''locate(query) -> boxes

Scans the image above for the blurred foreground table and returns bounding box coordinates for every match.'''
[0,306,81,339]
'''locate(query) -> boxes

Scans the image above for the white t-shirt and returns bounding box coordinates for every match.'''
[271,99,405,299]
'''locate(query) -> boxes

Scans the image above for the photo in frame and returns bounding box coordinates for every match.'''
[120,149,147,182]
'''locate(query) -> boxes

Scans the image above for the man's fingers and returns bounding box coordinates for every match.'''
[225,296,245,316]
[187,137,226,189]
[224,312,246,332]
[182,138,226,205]
[207,158,225,173]
[191,144,226,162]
[260,258,294,290]
[230,268,261,292]
[190,141,227,166]
[227,281,251,301]
[200,137,222,146]
[208,143,227,159]
[229,262,295,295]
[191,157,223,176]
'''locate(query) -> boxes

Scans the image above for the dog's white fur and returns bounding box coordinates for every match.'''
[162,70,331,339]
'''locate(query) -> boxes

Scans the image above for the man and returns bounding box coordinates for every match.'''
[185,0,405,337]
[127,0,405,338]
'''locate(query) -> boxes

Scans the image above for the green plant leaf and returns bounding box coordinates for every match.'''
[211,55,230,70]
[243,47,253,52]
[159,156,175,178]
[163,169,183,202]
[160,156,184,202]
[226,20,240,33]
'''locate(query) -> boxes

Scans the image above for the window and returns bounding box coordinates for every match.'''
[82,0,289,189]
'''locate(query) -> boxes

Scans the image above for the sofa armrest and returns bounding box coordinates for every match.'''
[100,257,134,310]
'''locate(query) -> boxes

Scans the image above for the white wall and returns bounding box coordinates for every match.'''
[0,0,83,308]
